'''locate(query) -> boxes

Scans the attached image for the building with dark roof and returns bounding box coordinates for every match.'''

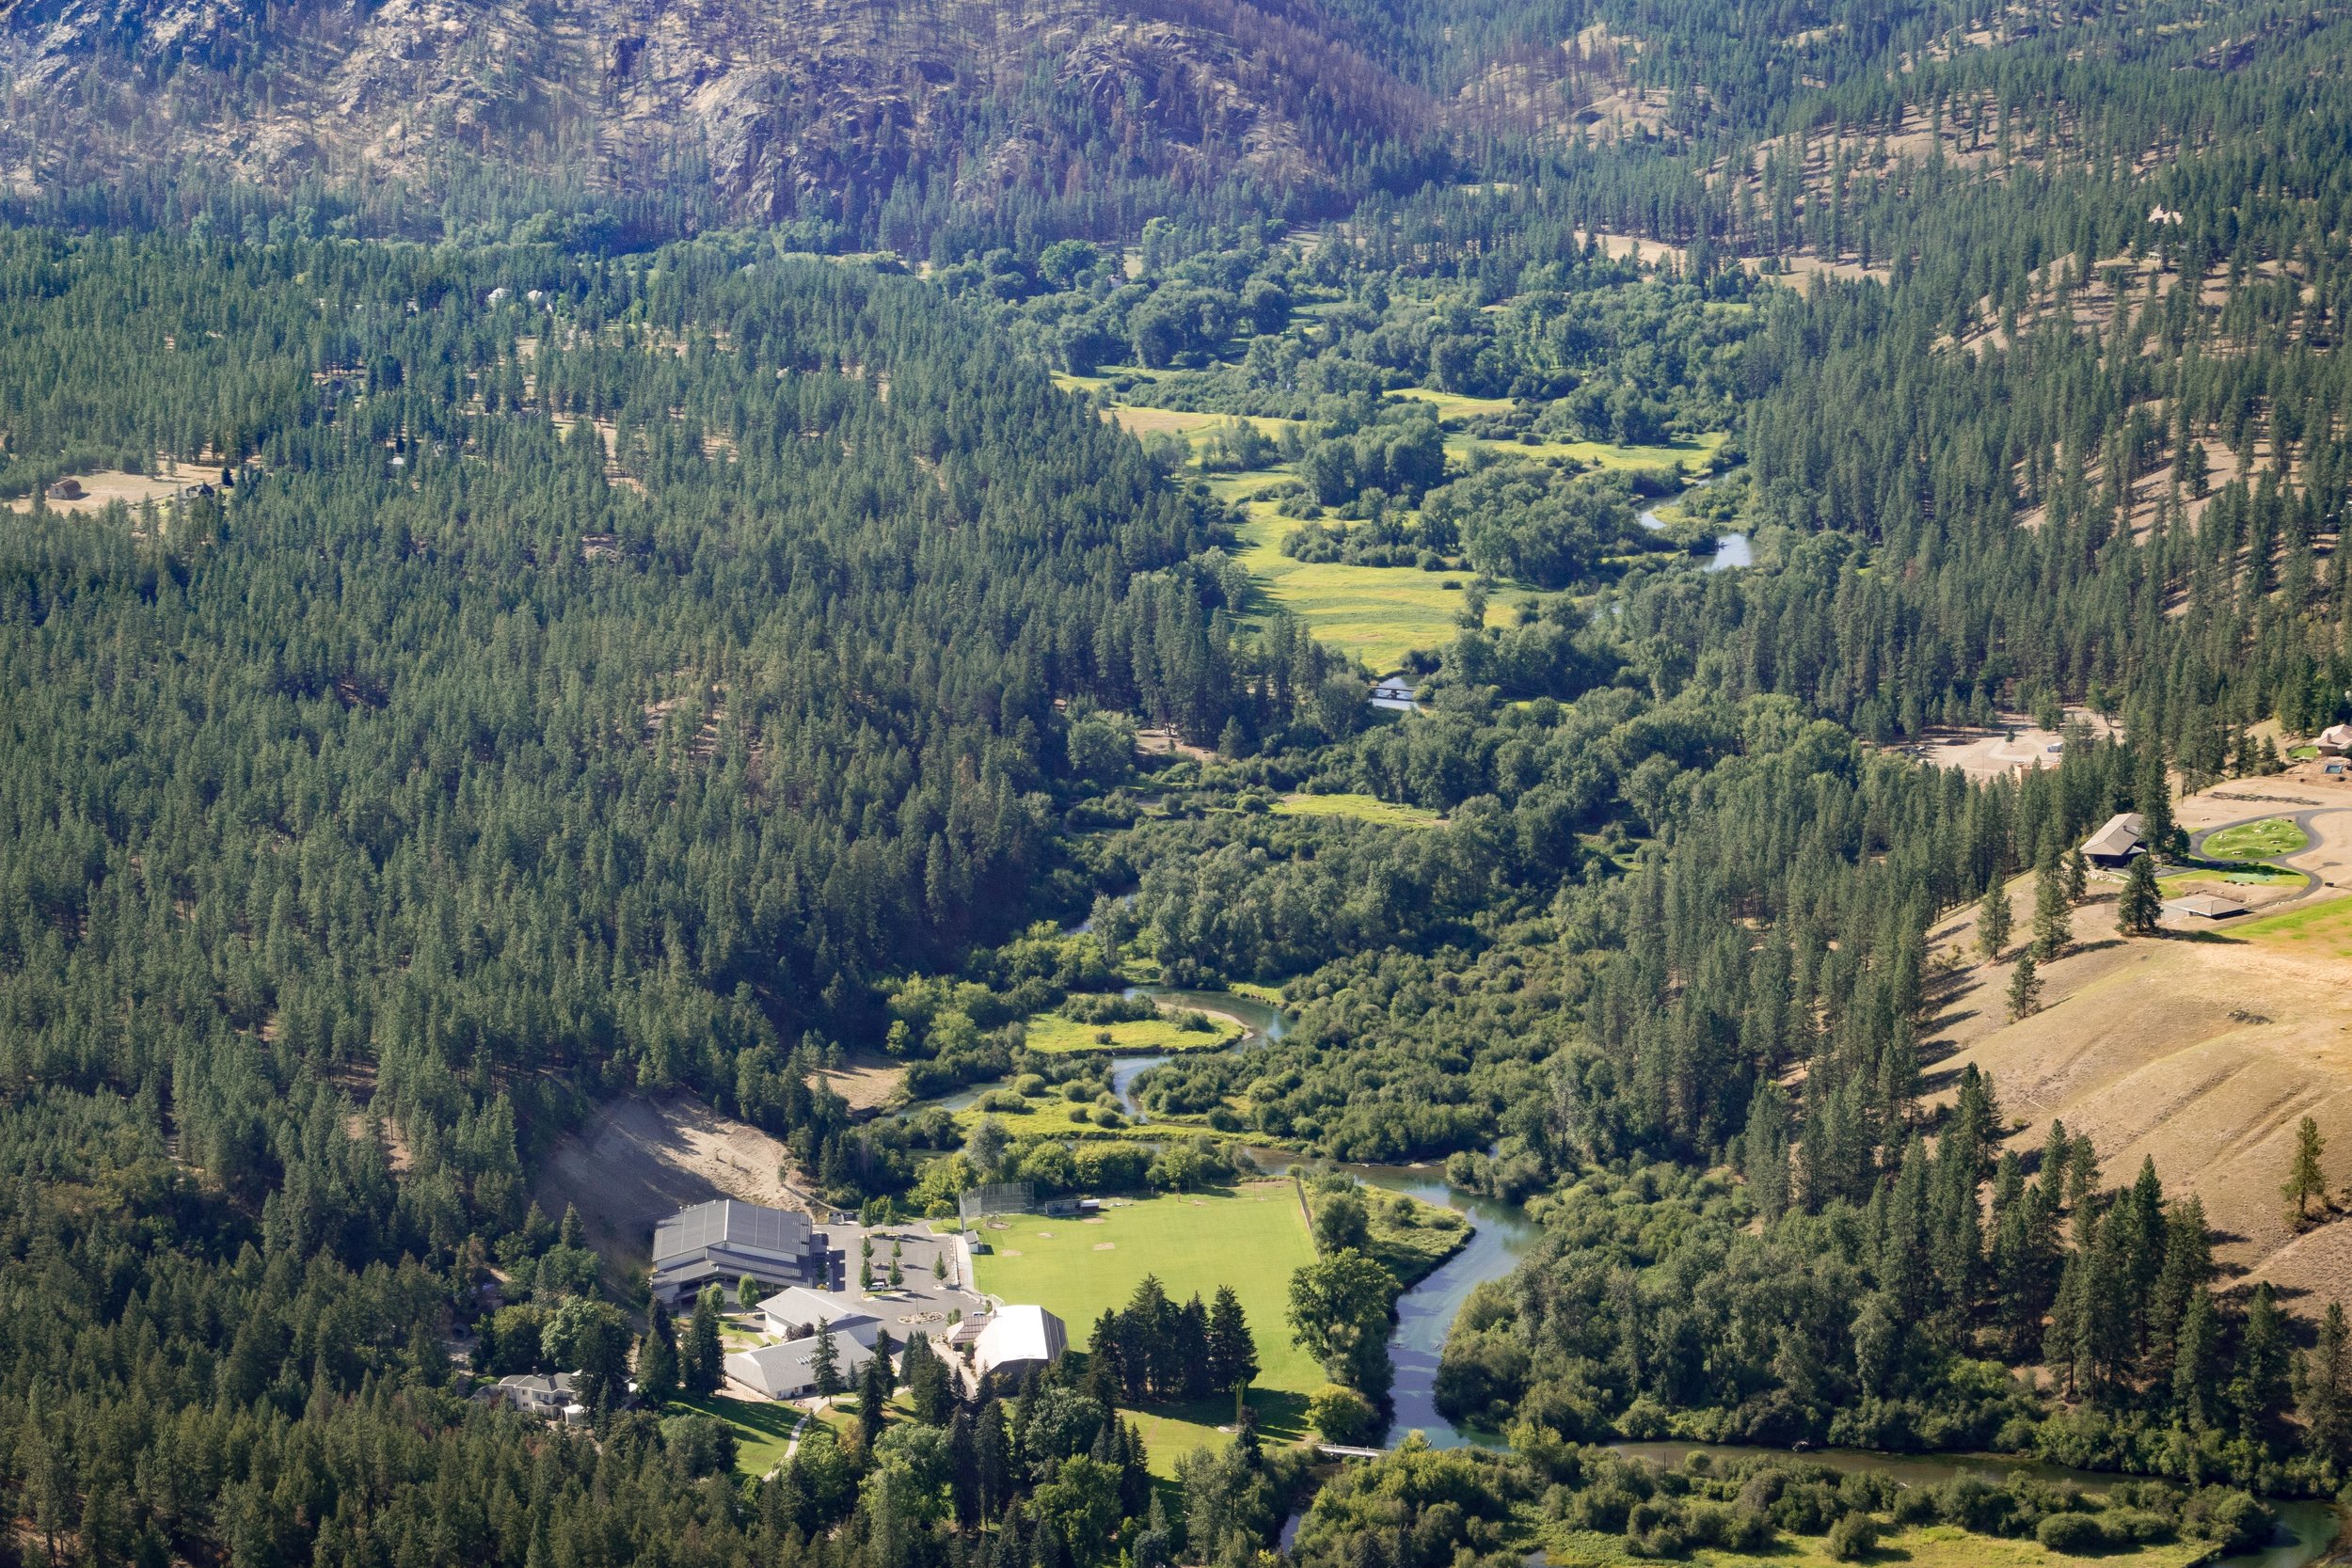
[2081,811,2147,868]
[650,1199,827,1305]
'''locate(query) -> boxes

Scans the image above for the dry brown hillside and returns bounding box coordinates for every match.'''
[1927,782,2352,1317]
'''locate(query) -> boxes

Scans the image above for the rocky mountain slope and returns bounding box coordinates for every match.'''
[0,0,1448,234]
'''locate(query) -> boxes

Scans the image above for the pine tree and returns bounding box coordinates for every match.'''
[813,1327,844,1398]
[2284,1115,2329,1227]
[2136,747,2178,852]
[2116,852,2161,935]
[1977,874,2013,960]
[2031,856,2073,961]
[637,1302,680,1407]
[2064,847,2089,903]
[2173,1288,2223,1428]
[2235,1283,2295,1447]
[1741,1081,1792,1220]
[2304,1303,2352,1474]
[2008,949,2042,1021]
[685,1285,724,1395]
[1205,1285,1259,1417]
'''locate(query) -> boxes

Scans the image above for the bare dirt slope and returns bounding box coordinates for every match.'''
[1928,875,2352,1316]
[536,1092,803,1274]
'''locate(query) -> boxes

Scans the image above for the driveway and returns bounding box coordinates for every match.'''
[2181,803,2344,905]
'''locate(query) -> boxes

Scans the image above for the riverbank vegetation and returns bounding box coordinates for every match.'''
[1291,1441,2272,1568]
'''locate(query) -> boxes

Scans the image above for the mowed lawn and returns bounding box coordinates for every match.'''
[664,1392,803,1479]
[974,1183,1321,1473]
[2201,816,2310,859]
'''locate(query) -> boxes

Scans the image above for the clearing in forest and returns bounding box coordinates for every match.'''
[1022,1007,1246,1054]
[1923,869,2352,1316]
[1227,499,1512,671]
[1271,792,1445,827]
[973,1183,1320,1472]
[534,1092,803,1275]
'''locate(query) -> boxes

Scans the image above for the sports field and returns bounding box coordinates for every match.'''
[973,1183,1321,1470]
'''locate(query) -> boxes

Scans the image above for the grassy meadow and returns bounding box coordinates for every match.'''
[1272,792,1445,827]
[1022,1008,1245,1054]
[973,1183,1321,1473]
[664,1392,804,1479]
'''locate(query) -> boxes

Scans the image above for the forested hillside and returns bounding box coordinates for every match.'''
[5,0,2352,1562]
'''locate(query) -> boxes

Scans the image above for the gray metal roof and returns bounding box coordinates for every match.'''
[652,1199,811,1263]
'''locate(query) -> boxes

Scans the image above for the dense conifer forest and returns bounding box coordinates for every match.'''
[6,0,2352,1561]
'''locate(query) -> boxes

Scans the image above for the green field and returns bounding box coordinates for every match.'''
[1023,1008,1245,1054]
[973,1183,1321,1472]
[2237,894,2352,956]
[1390,387,1518,420]
[1232,503,1513,670]
[1272,791,1445,827]
[1541,1523,2207,1568]
[2201,816,2310,859]
[1438,428,1724,474]
[2159,867,2302,895]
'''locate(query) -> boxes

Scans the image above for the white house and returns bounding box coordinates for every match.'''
[1368,676,1420,713]
[725,1330,876,1401]
[496,1372,587,1423]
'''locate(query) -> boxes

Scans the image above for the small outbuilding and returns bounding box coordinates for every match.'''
[45,477,83,500]
[2163,893,2249,923]
[2081,812,2147,868]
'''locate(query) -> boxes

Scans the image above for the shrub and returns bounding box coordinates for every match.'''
[1307,1384,1378,1444]
[2034,1513,2106,1553]
[1824,1513,1880,1560]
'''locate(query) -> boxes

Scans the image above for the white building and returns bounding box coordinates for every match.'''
[972,1305,1067,1384]
[761,1286,882,1347]
[725,1330,876,1401]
